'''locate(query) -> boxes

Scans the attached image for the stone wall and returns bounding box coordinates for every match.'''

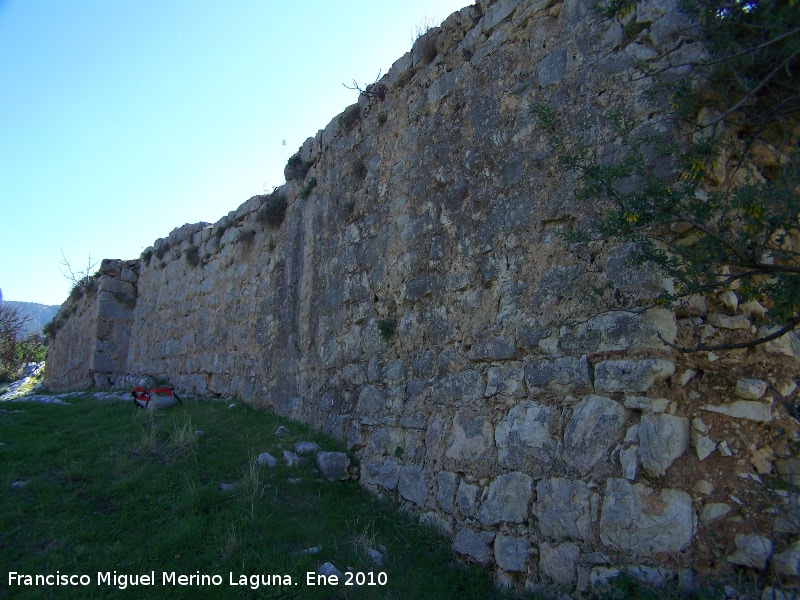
[45,259,138,390]
[45,0,800,592]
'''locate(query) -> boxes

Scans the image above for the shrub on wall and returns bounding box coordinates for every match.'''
[299,177,317,200]
[257,192,288,228]
[285,153,312,182]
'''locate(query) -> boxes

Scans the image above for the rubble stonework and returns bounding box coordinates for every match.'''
[44,0,800,592]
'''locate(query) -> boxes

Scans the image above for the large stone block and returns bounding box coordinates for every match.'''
[477,472,533,526]
[452,528,492,566]
[398,464,428,507]
[540,542,580,585]
[316,452,350,481]
[535,477,591,541]
[594,359,676,393]
[559,309,677,354]
[495,534,530,572]
[456,480,481,518]
[445,411,494,470]
[435,471,458,513]
[638,413,689,477]
[525,356,590,392]
[563,395,629,475]
[495,400,555,472]
[432,370,485,406]
[599,479,696,556]
[361,460,400,490]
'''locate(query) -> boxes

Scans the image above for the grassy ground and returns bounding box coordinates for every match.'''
[0,396,515,600]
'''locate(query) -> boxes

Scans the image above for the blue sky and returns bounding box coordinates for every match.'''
[0,0,469,306]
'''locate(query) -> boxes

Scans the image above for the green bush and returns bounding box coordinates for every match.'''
[183,245,201,267]
[285,153,312,182]
[299,177,317,200]
[140,248,153,266]
[258,192,288,228]
[377,319,397,342]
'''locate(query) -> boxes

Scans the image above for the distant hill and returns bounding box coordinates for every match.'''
[1,300,60,338]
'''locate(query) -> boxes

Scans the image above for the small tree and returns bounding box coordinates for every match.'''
[540,0,799,352]
[0,306,45,382]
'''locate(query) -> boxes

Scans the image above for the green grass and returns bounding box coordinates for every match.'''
[0,397,514,599]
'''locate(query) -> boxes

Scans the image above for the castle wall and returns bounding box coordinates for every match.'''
[44,0,800,591]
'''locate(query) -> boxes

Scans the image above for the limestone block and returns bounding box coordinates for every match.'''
[621,445,638,480]
[476,472,533,526]
[750,447,775,475]
[560,309,677,354]
[456,480,481,518]
[693,431,717,461]
[516,325,550,351]
[740,300,767,320]
[495,400,555,472]
[735,378,768,400]
[433,370,485,406]
[675,294,708,317]
[468,337,516,362]
[707,313,751,330]
[762,327,800,359]
[719,290,739,312]
[494,534,530,572]
[727,534,773,570]
[435,471,458,513]
[540,542,579,585]
[398,464,427,507]
[356,385,384,425]
[700,503,731,524]
[538,47,568,87]
[599,479,696,556]
[482,0,517,33]
[315,452,350,481]
[525,356,590,391]
[624,396,669,412]
[257,452,277,467]
[532,264,583,307]
[283,451,302,467]
[445,411,494,469]
[294,441,321,455]
[773,540,800,577]
[535,478,591,541]
[594,359,676,393]
[700,401,772,423]
[452,528,492,566]
[563,395,628,475]
[637,413,689,477]
[361,460,400,490]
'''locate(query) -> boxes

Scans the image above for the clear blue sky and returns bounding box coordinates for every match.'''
[0,0,469,306]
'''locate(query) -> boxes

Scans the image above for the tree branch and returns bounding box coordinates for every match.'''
[658,314,800,353]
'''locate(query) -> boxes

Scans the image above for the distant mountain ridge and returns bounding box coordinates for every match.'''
[0,290,59,337]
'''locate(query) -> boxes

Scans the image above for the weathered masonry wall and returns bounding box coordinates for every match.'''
[46,259,139,390]
[46,0,800,593]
